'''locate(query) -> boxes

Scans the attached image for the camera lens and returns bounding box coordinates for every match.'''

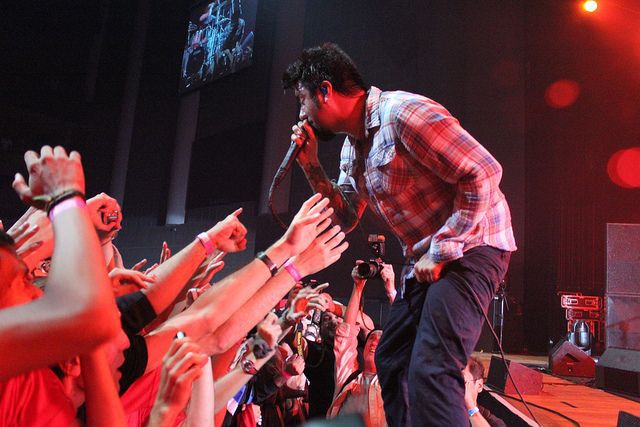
[356,261,378,279]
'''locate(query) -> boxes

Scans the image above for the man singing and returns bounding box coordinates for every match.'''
[283,43,516,426]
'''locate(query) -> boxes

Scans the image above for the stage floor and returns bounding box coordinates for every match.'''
[474,352,640,426]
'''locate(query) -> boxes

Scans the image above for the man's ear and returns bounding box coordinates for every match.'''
[58,356,81,378]
[320,80,333,102]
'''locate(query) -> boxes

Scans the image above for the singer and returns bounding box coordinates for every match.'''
[282,43,517,427]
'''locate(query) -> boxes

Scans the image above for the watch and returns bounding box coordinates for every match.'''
[241,357,258,375]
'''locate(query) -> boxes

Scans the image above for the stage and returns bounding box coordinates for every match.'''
[475,353,640,426]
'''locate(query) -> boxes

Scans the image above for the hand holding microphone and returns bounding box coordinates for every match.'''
[290,120,319,166]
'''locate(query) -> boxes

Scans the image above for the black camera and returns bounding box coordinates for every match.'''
[354,234,386,279]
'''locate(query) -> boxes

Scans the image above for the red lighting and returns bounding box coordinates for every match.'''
[607,148,640,189]
[545,80,581,109]
[582,1,598,13]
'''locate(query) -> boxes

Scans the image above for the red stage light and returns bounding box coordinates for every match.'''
[607,148,640,188]
[545,79,581,109]
[583,1,598,13]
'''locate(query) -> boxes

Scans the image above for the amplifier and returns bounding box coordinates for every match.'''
[566,309,603,321]
[561,295,602,311]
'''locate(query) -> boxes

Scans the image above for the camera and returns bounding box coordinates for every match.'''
[354,234,386,279]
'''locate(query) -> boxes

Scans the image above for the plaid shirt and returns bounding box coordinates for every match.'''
[338,87,517,262]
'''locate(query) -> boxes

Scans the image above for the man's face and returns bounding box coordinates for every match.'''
[105,327,130,388]
[363,330,382,373]
[295,83,336,141]
[0,247,43,308]
[463,365,483,400]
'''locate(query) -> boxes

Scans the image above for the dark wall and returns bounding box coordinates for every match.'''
[524,0,640,352]
[278,0,527,347]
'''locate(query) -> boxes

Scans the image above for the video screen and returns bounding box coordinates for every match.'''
[180,0,257,93]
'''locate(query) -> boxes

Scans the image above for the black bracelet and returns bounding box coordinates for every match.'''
[256,251,278,277]
[45,189,86,215]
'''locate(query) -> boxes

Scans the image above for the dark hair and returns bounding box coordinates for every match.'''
[364,328,382,344]
[0,230,15,250]
[282,42,369,96]
[467,356,485,381]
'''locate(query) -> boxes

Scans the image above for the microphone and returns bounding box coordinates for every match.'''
[273,139,306,184]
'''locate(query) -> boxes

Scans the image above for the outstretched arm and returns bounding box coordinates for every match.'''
[0,146,120,380]
[291,120,365,233]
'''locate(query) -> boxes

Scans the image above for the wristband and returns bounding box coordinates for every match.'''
[240,356,258,375]
[43,189,85,216]
[197,232,215,255]
[256,251,278,277]
[468,407,480,418]
[48,196,86,220]
[283,259,302,282]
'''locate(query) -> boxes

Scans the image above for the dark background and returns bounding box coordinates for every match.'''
[1,0,639,354]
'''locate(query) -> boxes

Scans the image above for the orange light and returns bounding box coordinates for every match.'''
[583,1,598,13]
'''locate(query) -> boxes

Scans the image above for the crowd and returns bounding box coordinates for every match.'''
[1,40,515,427]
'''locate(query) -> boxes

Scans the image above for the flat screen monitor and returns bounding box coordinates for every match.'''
[180,0,257,93]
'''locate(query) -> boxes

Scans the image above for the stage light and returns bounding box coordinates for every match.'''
[545,79,581,109]
[582,1,598,13]
[607,147,640,189]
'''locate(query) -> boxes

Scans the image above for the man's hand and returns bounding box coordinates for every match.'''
[351,260,368,289]
[284,352,305,376]
[6,207,53,267]
[256,312,282,349]
[151,338,208,423]
[291,119,319,165]
[86,193,122,244]
[290,225,349,278]
[380,263,397,301]
[286,283,330,325]
[108,268,156,297]
[13,146,85,209]
[280,193,334,256]
[205,208,247,253]
[414,253,447,284]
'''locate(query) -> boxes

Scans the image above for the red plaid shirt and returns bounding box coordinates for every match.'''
[338,87,517,262]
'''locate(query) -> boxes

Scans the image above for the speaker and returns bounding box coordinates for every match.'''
[598,224,640,396]
[486,355,543,395]
[549,339,595,377]
[618,411,640,427]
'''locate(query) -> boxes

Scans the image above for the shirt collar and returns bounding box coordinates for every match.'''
[364,86,382,137]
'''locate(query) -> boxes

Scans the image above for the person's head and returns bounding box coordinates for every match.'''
[320,310,343,343]
[363,329,382,374]
[283,43,369,138]
[0,230,42,308]
[57,327,130,409]
[463,356,485,403]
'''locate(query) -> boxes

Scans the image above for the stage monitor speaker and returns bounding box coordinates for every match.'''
[599,224,640,397]
[596,347,640,397]
[486,355,543,395]
[549,339,595,377]
[618,411,640,427]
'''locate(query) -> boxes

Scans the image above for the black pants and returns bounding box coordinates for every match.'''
[375,246,511,427]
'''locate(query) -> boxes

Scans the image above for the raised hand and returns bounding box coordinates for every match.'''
[108,268,156,297]
[151,337,209,424]
[13,146,85,209]
[205,208,247,253]
[280,193,334,256]
[86,193,122,244]
[256,312,282,350]
[291,225,349,278]
[286,283,330,325]
[159,241,171,264]
[6,208,53,266]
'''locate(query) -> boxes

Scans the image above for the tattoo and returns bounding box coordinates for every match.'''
[302,163,360,232]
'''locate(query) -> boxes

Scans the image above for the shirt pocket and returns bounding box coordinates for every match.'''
[369,143,408,196]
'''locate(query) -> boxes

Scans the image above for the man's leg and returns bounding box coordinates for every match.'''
[407,247,510,426]
[375,272,426,427]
